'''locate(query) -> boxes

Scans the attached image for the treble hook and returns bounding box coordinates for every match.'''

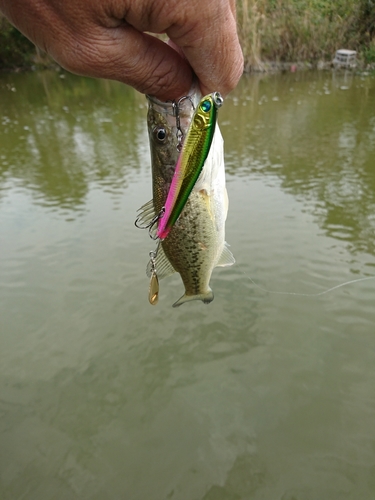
[134,207,165,240]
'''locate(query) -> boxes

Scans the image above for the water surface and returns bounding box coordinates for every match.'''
[1,69,375,499]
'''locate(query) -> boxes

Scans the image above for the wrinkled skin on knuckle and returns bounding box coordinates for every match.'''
[217,34,244,93]
[164,0,243,95]
[126,0,168,32]
[139,59,179,97]
[122,46,190,98]
[50,36,98,76]
[50,27,120,79]
[167,0,225,45]
[231,49,244,88]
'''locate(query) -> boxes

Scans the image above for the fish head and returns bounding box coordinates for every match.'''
[147,100,178,185]
[146,90,201,211]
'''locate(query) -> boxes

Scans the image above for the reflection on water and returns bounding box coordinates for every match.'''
[221,71,375,258]
[1,70,375,500]
[0,71,148,211]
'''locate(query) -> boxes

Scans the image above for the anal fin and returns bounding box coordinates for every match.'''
[146,244,176,280]
[216,242,235,267]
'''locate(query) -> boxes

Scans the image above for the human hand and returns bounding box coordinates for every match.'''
[0,0,243,100]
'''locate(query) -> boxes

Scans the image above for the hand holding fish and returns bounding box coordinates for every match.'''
[0,0,243,99]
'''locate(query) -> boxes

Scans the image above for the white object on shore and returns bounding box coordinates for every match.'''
[333,49,357,68]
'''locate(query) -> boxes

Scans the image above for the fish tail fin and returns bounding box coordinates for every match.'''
[172,289,214,308]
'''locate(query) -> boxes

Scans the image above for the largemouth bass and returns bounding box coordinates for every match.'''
[137,88,234,307]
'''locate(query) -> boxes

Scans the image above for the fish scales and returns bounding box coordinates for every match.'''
[163,194,219,298]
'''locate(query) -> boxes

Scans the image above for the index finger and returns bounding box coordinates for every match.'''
[166,0,243,96]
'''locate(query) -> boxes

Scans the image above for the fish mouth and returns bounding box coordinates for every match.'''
[147,91,223,116]
[147,90,201,135]
[147,81,202,114]
[146,95,176,116]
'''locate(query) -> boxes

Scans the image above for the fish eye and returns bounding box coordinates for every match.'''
[155,127,167,142]
[200,100,211,113]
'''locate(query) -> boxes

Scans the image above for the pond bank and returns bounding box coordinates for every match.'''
[244,60,375,75]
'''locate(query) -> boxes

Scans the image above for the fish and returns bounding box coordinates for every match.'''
[136,85,235,307]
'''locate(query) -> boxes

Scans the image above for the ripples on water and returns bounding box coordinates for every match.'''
[1,70,375,500]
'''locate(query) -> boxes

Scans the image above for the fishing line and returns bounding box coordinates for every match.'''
[237,262,375,297]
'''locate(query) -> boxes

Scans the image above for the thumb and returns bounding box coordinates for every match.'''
[57,25,194,101]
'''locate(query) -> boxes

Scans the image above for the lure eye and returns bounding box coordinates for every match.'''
[155,127,167,142]
[200,100,211,113]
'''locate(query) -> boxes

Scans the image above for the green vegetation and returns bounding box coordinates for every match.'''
[1,2,375,71]
[0,14,36,69]
[237,0,375,69]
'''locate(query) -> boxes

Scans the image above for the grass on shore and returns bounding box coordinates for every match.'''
[0,14,36,69]
[237,0,375,70]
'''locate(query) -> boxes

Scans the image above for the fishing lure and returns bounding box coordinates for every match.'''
[156,91,223,240]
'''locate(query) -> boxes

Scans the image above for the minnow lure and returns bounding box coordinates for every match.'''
[156,92,223,240]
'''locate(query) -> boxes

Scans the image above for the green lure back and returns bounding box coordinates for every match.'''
[157,92,223,240]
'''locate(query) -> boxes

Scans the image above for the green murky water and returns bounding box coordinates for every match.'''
[1,69,375,499]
